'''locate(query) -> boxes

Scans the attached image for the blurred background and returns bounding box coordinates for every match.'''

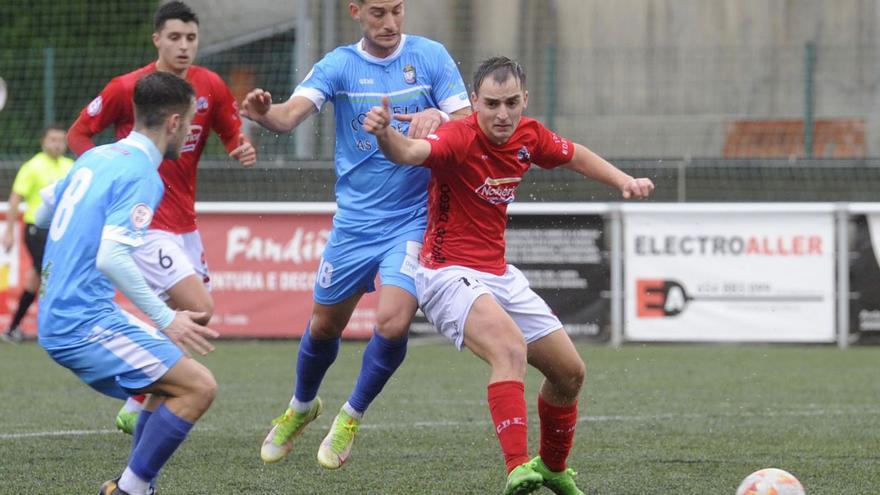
[3,0,880,202]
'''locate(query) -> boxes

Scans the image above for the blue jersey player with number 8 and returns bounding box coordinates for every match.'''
[242,0,471,469]
[37,72,220,495]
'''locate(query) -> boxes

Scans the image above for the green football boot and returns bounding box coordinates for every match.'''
[115,408,139,436]
[316,408,360,469]
[530,456,586,495]
[260,397,323,463]
[503,460,544,495]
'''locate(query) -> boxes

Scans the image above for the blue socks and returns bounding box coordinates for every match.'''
[127,404,193,482]
[130,409,152,456]
[294,324,341,403]
[347,330,408,414]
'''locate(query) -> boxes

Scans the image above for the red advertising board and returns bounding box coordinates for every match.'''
[194,211,378,338]
[117,210,378,339]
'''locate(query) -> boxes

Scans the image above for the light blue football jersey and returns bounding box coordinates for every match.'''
[293,35,469,231]
[38,132,165,349]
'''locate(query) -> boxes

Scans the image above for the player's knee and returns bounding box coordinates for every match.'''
[556,358,586,399]
[309,313,347,339]
[490,341,528,377]
[190,369,218,412]
[375,312,411,340]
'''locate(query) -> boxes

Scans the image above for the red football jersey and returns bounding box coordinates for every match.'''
[421,113,574,275]
[68,62,242,233]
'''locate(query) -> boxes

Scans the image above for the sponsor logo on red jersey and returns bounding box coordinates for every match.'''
[474,177,522,205]
[181,124,203,153]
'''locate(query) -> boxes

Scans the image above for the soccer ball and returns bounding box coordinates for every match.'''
[735,468,805,495]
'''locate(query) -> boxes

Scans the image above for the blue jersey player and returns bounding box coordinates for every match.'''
[242,0,471,468]
[37,72,218,495]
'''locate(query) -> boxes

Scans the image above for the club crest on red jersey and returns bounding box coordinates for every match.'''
[403,64,417,85]
[474,177,522,205]
[517,146,531,163]
[196,96,209,114]
[87,96,103,117]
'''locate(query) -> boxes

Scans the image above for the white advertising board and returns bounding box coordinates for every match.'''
[624,209,835,342]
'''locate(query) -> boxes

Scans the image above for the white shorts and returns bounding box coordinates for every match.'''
[415,264,563,350]
[132,230,211,300]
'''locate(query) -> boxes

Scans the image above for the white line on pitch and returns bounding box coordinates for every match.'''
[3,407,878,439]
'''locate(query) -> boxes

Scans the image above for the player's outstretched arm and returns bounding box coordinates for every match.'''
[563,143,655,199]
[364,96,432,166]
[240,89,316,134]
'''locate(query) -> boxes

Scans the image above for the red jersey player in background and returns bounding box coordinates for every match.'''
[364,57,654,495]
[67,1,256,435]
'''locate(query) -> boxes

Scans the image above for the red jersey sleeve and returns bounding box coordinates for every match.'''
[209,75,243,153]
[67,77,129,157]
[422,120,467,169]
[531,121,574,169]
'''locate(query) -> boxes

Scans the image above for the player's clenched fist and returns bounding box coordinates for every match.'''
[241,88,273,119]
[363,96,392,135]
[621,177,655,199]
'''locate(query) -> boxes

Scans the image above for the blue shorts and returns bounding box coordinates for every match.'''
[314,224,424,306]
[44,310,184,400]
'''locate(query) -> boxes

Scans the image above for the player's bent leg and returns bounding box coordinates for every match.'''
[116,358,217,494]
[462,295,534,480]
[527,329,585,405]
[320,287,418,468]
[164,274,214,325]
[526,329,586,495]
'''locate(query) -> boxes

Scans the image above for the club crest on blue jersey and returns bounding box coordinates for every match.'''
[517,146,531,163]
[403,64,417,85]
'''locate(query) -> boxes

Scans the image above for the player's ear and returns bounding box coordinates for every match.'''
[152,31,161,48]
[470,91,478,106]
[167,112,182,135]
[348,2,360,21]
[522,90,529,110]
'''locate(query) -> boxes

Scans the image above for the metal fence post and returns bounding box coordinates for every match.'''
[836,204,850,349]
[610,205,624,347]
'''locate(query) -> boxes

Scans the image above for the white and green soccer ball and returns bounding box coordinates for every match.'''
[735,468,805,495]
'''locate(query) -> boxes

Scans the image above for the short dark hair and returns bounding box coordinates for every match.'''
[133,72,195,129]
[40,123,66,140]
[154,1,199,32]
[472,56,526,94]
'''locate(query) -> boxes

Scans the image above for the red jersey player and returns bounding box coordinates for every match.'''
[364,57,654,495]
[67,1,256,435]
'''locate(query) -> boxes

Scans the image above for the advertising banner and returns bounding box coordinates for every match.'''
[624,210,835,342]
[849,214,880,337]
[119,212,379,339]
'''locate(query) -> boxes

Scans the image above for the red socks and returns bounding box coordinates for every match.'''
[538,394,578,472]
[487,381,529,473]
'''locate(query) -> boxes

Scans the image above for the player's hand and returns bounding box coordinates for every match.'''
[161,310,219,358]
[1,228,13,253]
[241,89,273,119]
[621,178,655,199]
[363,96,392,136]
[229,133,257,167]
[395,107,445,139]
